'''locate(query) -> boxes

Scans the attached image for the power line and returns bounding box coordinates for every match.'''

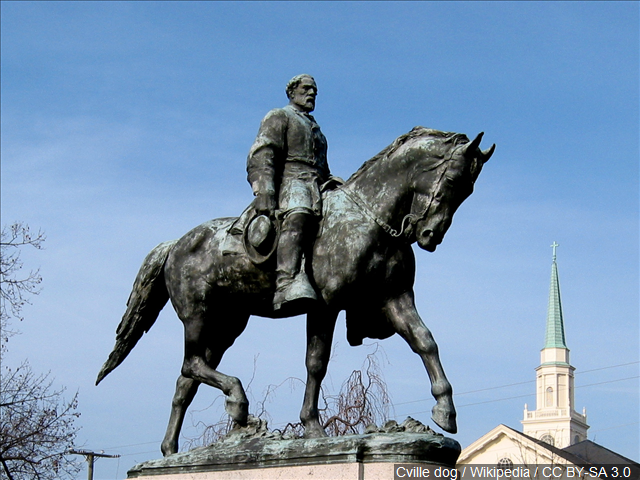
[103,440,159,450]
[576,376,640,390]
[117,449,161,457]
[577,361,639,375]
[397,376,639,416]
[394,361,639,406]
[589,421,640,434]
[456,375,639,407]
[99,361,638,451]
[395,380,533,406]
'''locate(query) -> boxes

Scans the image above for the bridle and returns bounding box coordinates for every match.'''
[340,186,409,238]
[341,146,462,239]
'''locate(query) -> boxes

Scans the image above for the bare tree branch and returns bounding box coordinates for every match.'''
[321,345,392,436]
[0,361,80,480]
[0,223,81,479]
[185,343,393,448]
[1,222,45,345]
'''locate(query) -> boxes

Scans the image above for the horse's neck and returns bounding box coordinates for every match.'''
[345,157,412,227]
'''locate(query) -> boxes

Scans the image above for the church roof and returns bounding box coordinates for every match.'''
[563,440,640,469]
[459,424,586,465]
[544,242,567,349]
[459,425,640,470]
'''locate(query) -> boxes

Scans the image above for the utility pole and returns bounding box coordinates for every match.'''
[68,449,120,480]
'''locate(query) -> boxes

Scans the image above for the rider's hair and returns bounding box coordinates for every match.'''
[286,74,315,100]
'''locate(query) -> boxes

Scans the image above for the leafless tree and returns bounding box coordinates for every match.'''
[186,345,392,447]
[0,223,45,330]
[320,346,392,436]
[0,361,80,480]
[0,222,80,480]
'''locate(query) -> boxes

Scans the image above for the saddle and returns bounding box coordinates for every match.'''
[221,176,344,263]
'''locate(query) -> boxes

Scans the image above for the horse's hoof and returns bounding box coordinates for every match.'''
[303,421,328,439]
[225,396,249,426]
[432,404,457,434]
[161,440,178,457]
[301,415,328,438]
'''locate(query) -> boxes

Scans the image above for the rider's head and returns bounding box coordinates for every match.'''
[286,74,317,113]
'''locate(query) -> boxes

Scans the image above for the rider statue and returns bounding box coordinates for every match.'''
[246,74,339,312]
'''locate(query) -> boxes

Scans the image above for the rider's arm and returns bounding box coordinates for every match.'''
[246,109,287,214]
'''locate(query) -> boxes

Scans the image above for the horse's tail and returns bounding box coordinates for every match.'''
[96,239,178,385]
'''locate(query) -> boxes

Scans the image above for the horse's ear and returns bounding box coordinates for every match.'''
[464,132,494,164]
[480,144,495,163]
[464,132,484,157]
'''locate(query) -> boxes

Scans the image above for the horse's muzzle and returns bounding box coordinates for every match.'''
[416,227,442,252]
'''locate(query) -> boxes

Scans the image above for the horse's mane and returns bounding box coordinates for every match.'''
[347,127,469,183]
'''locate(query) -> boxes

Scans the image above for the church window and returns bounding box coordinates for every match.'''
[545,387,553,407]
[541,434,555,446]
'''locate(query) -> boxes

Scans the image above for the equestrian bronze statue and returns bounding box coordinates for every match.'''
[96,77,494,456]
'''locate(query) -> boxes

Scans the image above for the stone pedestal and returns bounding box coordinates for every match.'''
[128,431,460,479]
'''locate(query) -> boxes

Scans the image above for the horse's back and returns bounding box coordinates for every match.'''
[169,217,237,259]
[164,217,273,306]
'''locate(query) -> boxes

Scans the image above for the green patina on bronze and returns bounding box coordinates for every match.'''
[127,417,460,477]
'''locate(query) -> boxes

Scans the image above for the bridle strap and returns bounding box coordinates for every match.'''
[341,187,405,237]
[406,146,462,235]
[340,155,455,239]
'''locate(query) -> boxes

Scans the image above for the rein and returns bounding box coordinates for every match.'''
[341,154,454,239]
[341,187,407,237]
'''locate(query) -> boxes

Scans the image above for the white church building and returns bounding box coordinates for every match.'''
[457,244,638,472]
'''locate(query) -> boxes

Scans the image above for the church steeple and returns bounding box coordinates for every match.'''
[522,243,589,448]
[544,242,567,349]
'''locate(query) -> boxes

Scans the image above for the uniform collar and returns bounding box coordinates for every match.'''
[286,104,316,122]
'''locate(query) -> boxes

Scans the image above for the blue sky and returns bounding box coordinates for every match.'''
[1,2,638,477]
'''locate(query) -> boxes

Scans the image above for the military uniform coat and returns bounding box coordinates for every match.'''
[247,104,330,217]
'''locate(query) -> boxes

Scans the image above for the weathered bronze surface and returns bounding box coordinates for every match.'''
[247,74,338,312]
[97,76,494,457]
[128,417,460,476]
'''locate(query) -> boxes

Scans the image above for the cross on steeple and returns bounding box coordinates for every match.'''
[551,241,559,261]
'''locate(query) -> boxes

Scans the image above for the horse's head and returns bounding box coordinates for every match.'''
[410,132,494,252]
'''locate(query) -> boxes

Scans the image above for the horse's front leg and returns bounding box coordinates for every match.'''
[383,291,457,434]
[300,307,338,438]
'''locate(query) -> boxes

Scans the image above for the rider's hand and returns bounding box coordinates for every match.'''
[254,193,276,217]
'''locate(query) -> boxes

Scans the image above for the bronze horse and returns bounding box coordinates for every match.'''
[96,127,494,455]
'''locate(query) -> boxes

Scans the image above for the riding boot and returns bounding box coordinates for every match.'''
[273,213,317,312]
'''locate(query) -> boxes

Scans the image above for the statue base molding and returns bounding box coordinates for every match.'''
[128,431,460,479]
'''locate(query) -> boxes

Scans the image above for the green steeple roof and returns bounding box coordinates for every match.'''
[544,242,568,349]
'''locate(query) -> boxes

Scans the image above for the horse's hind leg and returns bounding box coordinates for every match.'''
[161,316,248,457]
[383,291,457,434]
[174,309,250,445]
[161,375,199,456]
